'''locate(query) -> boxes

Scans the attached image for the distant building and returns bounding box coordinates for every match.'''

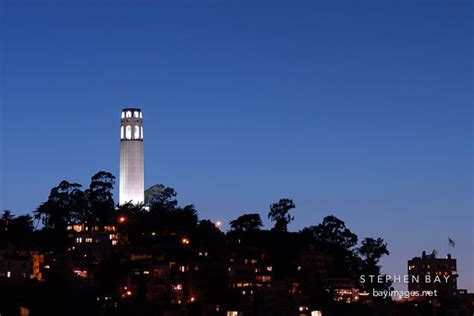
[119,108,144,205]
[408,251,458,301]
[0,257,31,284]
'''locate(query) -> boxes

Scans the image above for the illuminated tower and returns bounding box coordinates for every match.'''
[119,108,144,205]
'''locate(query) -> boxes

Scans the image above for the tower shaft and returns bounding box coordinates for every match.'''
[119,108,144,205]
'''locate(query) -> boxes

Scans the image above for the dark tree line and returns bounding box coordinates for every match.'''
[2,170,390,294]
[33,171,117,231]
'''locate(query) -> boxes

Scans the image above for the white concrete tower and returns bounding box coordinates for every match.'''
[119,108,144,205]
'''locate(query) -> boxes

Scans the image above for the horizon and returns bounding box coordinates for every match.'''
[1,0,472,294]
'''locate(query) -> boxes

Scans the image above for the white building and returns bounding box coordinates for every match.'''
[119,108,144,205]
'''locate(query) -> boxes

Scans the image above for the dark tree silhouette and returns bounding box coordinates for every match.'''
[358,237,390,291]
[34,180,86,231]
[306,215,358,249]
[230,213,263,231]
[1,210,13,232]
[144,185,198,234]
[85,171,116,225]
[302,215,360,277]
[0,210,33,247]
[358,237,389,267]
[144,184,178,210]
[268,198,295,232]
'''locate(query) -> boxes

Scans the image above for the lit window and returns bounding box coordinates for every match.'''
[126,125,131,139]
[134,125,139,139]
[121,126,124,139]
[111,240,118,246]
[134,111,139,118]
[76,237,83,243]
[85,238,93,243]
[7,271,11,278]
[126,111,132,118]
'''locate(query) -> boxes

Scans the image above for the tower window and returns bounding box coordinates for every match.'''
[141,126,143,139]
[121,126,124,139]
[134,125,140,139]
[126,125,132,139]
[134,111,139,118]
[140,112,142,118]
[121,112,125,119]
[126,111,132,118]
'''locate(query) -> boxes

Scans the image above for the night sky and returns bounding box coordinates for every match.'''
[1,1,472,291]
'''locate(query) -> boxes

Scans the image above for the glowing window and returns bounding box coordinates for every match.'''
[121,112,125,119]
[141,126,143,139]
[121,126,124,139]
[126,125,131,139]
[134,126,139,139]
[126,111,132,118]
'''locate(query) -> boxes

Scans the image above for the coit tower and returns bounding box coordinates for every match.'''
[119,108,144,205]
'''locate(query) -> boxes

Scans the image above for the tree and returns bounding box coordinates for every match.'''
[144,185,198,234]
[0,211,33,247]
[1,210,13,232]
[268,198,295,232]
[34,180,86,231]
[173,204,199,231]
[9,215,33,234]
[145,184,178,210]
[358,237,389,268]
[85,171,116,225]
[302,215,359,278]
[230,213,263,232]
[358,237,390,291]
[307,215,358,249]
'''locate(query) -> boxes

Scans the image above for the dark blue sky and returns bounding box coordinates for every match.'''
[1,0,472,291]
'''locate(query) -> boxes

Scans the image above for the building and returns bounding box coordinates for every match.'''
[0,254,37,285]
[407,250,458,301]
[119,108,144,205]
